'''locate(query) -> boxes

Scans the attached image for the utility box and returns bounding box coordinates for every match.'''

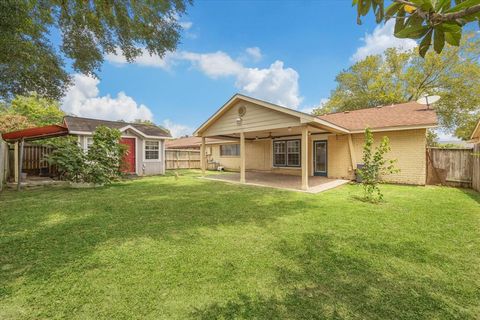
[356,164,364,183]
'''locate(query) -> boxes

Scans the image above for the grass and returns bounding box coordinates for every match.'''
[0,170,479,319]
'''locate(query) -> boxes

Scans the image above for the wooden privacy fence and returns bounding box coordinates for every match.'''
[7,144,57,179]
[165,149,200,169]
[426,147,474,188]
[473,144,480,192]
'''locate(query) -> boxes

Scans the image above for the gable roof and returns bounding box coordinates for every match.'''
[193,94,349,136]
[317,102,438,132]
[63,116,171,138]
[194,94,438,136]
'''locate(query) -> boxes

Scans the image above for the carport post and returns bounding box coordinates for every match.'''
[301,126,309,190]
[240,132,245,183]
[14,141,19,183]
[17,138,24,191]
[200,136,206,176]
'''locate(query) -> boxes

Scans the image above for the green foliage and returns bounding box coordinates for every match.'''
[47,126,126,184]
[0,0,190,101]
[86,126,127,185]
[357,128,399,202]
[8,94,64,126]
[353,0,480,56]
[0,94,65,133]
[46,136,87,183]
[314,34,480,140]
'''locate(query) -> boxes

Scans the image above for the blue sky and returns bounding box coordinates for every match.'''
[61,0,419,137]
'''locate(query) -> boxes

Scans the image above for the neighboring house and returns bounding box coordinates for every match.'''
[64,116,171,176]
[194,94,438,188]
[166,136,202,149]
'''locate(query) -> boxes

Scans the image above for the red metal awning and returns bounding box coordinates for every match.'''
[1,125,69,141]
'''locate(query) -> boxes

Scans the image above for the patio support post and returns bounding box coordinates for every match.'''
[240,131,245,183]
[14,141,19,183]
[200,136,206,176]
[301,126,309,190]
[17,138,24,191]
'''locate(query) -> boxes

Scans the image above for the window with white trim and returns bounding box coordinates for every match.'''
[273,139,301,167]
[145,140,160,160]
[86,137,94,151]
[220,144,240,157]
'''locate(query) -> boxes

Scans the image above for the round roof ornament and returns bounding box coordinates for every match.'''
[238,105,247,117]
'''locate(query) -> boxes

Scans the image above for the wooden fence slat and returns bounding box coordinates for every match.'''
[427,147,474,188]
[165,149,201,169]
[473,144,480,192]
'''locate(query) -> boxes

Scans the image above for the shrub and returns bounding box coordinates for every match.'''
[46,136,87,182]
[47,126,126,184]
[357,128,399,203]
[86,126,127,184]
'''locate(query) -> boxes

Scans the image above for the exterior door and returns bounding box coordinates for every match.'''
[120,138,136,174]
[313,140,327,176]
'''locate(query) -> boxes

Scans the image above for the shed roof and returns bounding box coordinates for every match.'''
[64,116,171,138]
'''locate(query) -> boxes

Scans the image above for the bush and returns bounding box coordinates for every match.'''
[85,126,126,184]
[357,128,399,203]
[46,136,87,182]
[47,126,126,184]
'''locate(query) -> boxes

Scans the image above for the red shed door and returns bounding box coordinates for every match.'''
[120,138,136,174]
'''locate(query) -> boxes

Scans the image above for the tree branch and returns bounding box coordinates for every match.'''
[393,0,480,24]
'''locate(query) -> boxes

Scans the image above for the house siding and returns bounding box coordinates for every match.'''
[207,128,427,185]
[203,101,301,136]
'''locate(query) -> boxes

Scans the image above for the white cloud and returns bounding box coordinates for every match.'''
[62,74,153,122]
[179,21,193,30]
[351,20,417,62]
[245,47,262,62]
[161,119,192,138]
[300,98,329,114]
[106,48,302,108]
[178,51,244,78]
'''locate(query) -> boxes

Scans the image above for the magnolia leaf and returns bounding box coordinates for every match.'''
[395,25,430,39]
[433,28,446,53]
[446,0,480,13]
[419,29,433,57]
[385,2,403,20]
[394,10,407,34]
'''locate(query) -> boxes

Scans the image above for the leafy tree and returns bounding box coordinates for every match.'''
[0,0,191,101]
[314,34,480,140]
[0,114,34,133]
[8,94,65,126]
[0,94,65,133]
[353,0,480,57]
[357,128,399,203]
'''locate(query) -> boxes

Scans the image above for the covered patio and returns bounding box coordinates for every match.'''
[194,94,356,192]
[204,171,349,193]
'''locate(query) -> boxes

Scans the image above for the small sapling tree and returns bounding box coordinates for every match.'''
[357,128,399,202]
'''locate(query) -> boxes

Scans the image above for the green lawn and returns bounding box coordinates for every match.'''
[0,170,479,319]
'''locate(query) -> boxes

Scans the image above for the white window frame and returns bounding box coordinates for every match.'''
[144,140,161,162]
[272,139,301,167]
[219,144,240,157]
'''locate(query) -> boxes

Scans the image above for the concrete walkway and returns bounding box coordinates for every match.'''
[202,171,350,194]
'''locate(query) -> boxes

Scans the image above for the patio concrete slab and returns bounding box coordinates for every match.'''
[202,171,350,193]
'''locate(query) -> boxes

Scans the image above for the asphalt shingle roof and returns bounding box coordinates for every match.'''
[63,116,171,138]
